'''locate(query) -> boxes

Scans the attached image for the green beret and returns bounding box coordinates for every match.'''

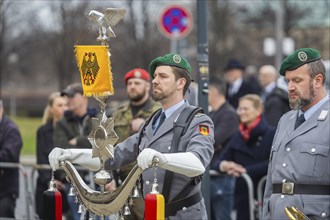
[149,53,192,78]
[279,48,321,76]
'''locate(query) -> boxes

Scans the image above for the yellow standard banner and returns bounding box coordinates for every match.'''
[74,45,114,96]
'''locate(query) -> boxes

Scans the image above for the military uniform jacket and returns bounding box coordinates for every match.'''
[263,99,330,219]
[106,102,214,219]
[113,99,161,143]
[113,99,160,181]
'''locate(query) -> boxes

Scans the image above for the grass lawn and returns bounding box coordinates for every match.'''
[12,116,42,156]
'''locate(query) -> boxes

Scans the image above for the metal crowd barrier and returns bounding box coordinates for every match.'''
[0,162,36,219]
[0,162,95,219]
[257,175,267,220]
[209,170,267,220]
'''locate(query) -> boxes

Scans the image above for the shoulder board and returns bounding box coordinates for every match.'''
[194,112,204,118]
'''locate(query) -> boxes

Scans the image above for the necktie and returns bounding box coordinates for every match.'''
[294,114,305,130]
[154,112,166,134]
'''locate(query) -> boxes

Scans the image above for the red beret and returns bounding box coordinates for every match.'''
[124,68,150,84]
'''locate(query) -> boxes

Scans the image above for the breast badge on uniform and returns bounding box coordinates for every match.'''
[199,124,209,136]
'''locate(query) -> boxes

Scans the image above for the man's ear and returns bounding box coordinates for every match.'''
[177,78,186,90]
[314,73,324,88]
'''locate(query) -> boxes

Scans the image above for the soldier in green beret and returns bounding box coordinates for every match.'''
[263,48,330,219]
[49,53,215,220]
[106,68,160,220]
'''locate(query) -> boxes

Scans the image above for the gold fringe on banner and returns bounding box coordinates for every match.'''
[74,45,114,96]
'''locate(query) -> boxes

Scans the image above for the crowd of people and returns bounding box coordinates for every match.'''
[0,47,328,220]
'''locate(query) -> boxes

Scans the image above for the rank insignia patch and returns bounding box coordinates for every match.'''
[199,125,209,136]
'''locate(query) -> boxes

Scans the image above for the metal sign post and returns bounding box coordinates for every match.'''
[197,0,211,218]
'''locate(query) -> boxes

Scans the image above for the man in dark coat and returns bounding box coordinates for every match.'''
[224,59,260,109]
[258,65,290,126]
[0,99,23,218]
[208,77,239,220]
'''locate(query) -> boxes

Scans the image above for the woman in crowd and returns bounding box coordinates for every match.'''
[35,92,68,218]
[212,94,276,220]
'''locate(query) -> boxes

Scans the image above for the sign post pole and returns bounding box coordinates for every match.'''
[197,0,211,219]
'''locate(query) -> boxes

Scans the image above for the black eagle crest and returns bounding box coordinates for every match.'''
[81,52,100,85]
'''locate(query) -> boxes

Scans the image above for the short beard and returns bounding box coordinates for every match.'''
[152,92,164,101]
[289,80,315,110]
[152,87,175,102]
[129,91,146,102]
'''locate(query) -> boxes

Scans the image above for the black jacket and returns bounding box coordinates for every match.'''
[226,80,260,109]
[53,108,98,149]
[53,108,98,181]
[264,87,290,126]
[0,115,22,198]
[210,102,239,170]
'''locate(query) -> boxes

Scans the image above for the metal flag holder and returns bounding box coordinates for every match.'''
[57,7,144,219]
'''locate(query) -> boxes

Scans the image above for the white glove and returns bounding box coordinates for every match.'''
[137,148,166,170]
[49,148,101,171]
[137,148,205,177]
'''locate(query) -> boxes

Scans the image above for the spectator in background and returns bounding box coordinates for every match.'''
[224,59,260,109]
[106,68,160,220]
[53,82,98,220]
[258,65,290,126]
[245,65,262,95]
[0,99,23,218]
[35,92,69,219]
[213,94,275,220]
[208,77,239,220]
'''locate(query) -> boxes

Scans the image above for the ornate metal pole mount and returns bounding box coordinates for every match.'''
[86,7,127,193]
[88,8,126,46]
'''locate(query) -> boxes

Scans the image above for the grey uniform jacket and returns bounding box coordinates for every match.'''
[262,99,330,219]
[106,102,215,219]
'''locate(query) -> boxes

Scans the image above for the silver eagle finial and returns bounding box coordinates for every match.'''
[88,8,126,43]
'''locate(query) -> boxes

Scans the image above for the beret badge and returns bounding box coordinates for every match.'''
[298,51,308,62]
[134,70,142,78]
[173,54,182,64]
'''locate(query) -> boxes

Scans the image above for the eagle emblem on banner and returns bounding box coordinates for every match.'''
[81,52,100,85]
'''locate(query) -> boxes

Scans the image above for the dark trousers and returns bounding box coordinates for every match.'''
[210,175,235,220]
[0,194,16,218]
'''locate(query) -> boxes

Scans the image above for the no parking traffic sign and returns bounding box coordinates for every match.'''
[159,5,193,39]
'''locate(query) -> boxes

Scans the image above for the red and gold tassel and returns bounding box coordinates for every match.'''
[145,182,165,220]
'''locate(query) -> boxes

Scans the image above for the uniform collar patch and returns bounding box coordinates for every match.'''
[318,110,328,121]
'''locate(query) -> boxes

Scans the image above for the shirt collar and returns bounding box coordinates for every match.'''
[163,99,185,119]
[300,95,329,120]
[265,82,276,93]
[231,77,243,94]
